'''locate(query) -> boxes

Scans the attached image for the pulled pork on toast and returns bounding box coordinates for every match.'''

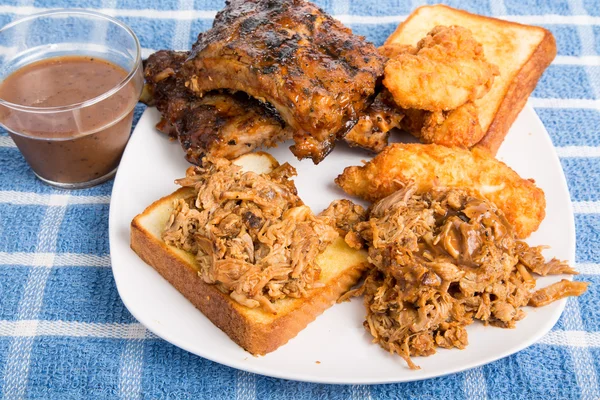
[162,157,349,314]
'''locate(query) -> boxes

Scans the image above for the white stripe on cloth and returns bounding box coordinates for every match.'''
[0,8,36,395]
[0,321,155,338]
[410,0,427,10]
[119,324,147,400]
[570,0,600,105]
[8,319,600,345]
[0,5,599,25]
[332,0,349,18]
[463,367,489,400]
[540,330,600,347]
[334,14,600,25]
[554,55,600,65]
[543,5,600,379]
[120,340,145,400]
[572,201,600,214]
[91,0,117,50]
[529,98,600,109]
[141,48,157,59]
[557,298,600,399]
[0,252,111,267]
[575,263,600,275]
[1,194,68,399]
[556,146,600,158]
[96,0,149,395]
[351,385,372,400]
[0,191,110,205]
[0,136,16,147]
[172,0,194,51]
[0,5,218,20]
[488,0,507,17]
[235,370,256,400]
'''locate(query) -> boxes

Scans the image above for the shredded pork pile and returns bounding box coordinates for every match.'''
[349,185,588,369]
[162,157,339,313]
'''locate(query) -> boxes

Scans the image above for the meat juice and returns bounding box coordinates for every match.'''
[0,56,138,184]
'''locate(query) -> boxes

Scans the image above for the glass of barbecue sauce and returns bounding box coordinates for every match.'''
[0,10,143,188]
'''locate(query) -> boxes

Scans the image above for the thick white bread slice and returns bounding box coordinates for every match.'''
[386,5,556,154]
[130,153,368,355]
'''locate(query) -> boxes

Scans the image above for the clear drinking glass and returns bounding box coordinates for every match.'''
[0,10,143,189]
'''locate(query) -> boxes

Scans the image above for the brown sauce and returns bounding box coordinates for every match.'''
[0,56,138,184]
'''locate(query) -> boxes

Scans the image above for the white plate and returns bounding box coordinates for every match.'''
[109,104,574,384]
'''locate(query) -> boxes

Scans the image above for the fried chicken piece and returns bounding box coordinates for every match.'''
[420,102,484,146]
[401,102,485,148]
[335,144,546,238]
[383,26,499,112]
[398,108,427,135]
[378,43,417,58]
[343,90,404,153]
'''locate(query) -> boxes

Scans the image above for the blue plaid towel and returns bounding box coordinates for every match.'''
[0,0,599,398]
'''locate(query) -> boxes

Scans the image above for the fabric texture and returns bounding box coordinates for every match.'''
[0,0,599,398]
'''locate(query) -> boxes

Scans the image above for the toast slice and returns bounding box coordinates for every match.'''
[130,153,369,355]
[386,5,556,154]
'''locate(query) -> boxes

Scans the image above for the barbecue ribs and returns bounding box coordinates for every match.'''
[343,90,404,153]
[181,0,385,163]
[143,50,291,163]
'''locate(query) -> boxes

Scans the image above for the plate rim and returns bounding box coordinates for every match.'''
[108,103,575,384]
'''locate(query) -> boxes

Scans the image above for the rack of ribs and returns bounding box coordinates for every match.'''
[142,50,292,164]
[181,0,385,163]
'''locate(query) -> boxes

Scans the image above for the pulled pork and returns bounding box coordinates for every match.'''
[162,157,339,313]
[319,199,367,250]
[350,184,588,369]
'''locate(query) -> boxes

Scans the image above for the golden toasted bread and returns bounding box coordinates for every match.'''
[130,153,368,355]
[385,5,556,154]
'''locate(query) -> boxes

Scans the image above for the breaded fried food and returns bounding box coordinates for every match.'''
[402,102,484,147]
[385,5,556,155]
[383,26,499,112]
[378,43,417,58]
[335,143,546,238]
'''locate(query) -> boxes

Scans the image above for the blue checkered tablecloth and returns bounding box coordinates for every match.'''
[0,0,599,398]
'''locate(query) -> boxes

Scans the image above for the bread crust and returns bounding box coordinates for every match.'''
[475,30,556,154]
[385,5,549,47]
[130,189,368,355]
[385,5,557,155]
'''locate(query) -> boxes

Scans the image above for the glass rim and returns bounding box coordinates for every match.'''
[0,8,142,114]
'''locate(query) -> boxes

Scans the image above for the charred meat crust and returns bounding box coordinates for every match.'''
[143,50,292,163]
[343,90,404,153]
[142,50,191,137]
[176,92,292,164]
[182,0,385,163]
